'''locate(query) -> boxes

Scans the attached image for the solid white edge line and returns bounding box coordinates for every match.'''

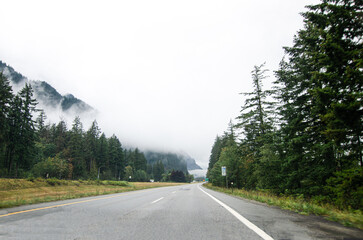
[198,185,274,240]
[151,197,164,204]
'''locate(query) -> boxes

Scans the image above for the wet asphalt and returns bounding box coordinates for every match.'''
[0,183,362,240]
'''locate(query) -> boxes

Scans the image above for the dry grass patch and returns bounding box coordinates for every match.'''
[0,178,187,209]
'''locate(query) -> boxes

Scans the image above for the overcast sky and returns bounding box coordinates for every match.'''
[0,0,320,169]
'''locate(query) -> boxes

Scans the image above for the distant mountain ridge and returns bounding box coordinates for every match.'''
[183,153,203,170]
[145,151,202,171]
[0,60,94,114]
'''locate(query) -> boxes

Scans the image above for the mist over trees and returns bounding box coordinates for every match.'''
[0,73,193,182]
[207,0,362,210]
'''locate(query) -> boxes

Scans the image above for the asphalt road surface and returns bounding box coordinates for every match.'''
[0,183,362,240]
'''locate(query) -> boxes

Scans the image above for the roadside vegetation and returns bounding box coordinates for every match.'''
[207,0,362,230]
[0,178,184,209]
[0,72,193,183]
[204,183,363,230]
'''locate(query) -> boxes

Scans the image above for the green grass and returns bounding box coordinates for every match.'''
[0,178,185,209]
[204,183,363,230]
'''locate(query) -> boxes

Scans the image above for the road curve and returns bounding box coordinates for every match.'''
[0,183,362,240]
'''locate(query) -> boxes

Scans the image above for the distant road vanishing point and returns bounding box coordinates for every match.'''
[0,183,362,240]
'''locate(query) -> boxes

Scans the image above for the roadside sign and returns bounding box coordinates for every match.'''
[221,166,226,176]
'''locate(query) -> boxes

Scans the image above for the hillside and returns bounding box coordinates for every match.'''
[0,60,94,115]
[145,151,202,172]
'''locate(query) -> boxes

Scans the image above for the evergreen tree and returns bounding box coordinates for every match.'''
[236,63,274,148]
[5,95,22,175]
[68,116,86,179]
[274,0,362,195]
[153,161,165,181]
[85,120,100,177]
[97,133,108,171]
[36,110,47,138]
[0,73,13,173]
[207,123,238,185]
[54,120,68,153]
[0,73,13,146]
[108,134,124,180]
[170,170,186,182]
[8,84,38,176]
[133,148,147,171]
[235,63,274,189]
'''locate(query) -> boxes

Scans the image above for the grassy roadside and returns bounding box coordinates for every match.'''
[0,178,185,209]
[203,183,363,230]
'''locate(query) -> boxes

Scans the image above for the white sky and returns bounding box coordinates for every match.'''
[0,0,320,169]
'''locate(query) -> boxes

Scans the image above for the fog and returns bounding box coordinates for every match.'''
[0,0,319,169]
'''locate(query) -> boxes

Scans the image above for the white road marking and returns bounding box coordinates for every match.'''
[151,197,164,204]
[199,185,274,240]
[172,191,176,194]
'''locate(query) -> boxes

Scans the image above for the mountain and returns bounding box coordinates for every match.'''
[182,153,202,170]
[0,60,94,116]
[1,60,202,173]
[144,151,202,172]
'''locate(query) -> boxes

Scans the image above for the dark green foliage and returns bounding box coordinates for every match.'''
[85,120,100,178]
[152,161,165,181]
[170,170,186,182]
[326,168,363,210]
[207,136,223,177]
[207,0,362,210]
[0,72,13,145]
[273,0,362,196]
[32,155,71,179]
[0,71,190,183]
[132,148,147,171]
[0,81,126,180]
[145,151,188,174]
[134,170,148,182]
[68,117,86,179]
[5,83,38,177]
[107,134,124,180]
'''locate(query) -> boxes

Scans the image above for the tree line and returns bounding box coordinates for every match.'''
[207,0,362,210]
[0,74,192,182]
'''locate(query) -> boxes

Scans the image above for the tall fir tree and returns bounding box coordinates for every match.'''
[235,63,275,189]
[0,73,14,172]
[108,134,124,180]
[85,120,100,177]
[274,0,362,195]
[0,73,13,146]
[69,116,86,179]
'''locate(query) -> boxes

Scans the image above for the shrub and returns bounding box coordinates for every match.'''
[326,168,363,210]
[32,155,71,179]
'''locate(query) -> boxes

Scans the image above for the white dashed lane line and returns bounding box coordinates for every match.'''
[151,197,164,204]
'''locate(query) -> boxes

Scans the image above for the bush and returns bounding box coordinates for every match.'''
[133,170,149,182]
[326,168,363,210]
[32,155,71,179]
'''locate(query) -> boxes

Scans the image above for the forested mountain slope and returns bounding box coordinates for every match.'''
[0,61,94,115]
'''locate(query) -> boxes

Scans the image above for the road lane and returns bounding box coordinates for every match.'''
[0,183,362,240]
[118,184,262,240]
[199,185,273,240]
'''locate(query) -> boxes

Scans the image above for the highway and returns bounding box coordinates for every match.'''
[0,183,362,240]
